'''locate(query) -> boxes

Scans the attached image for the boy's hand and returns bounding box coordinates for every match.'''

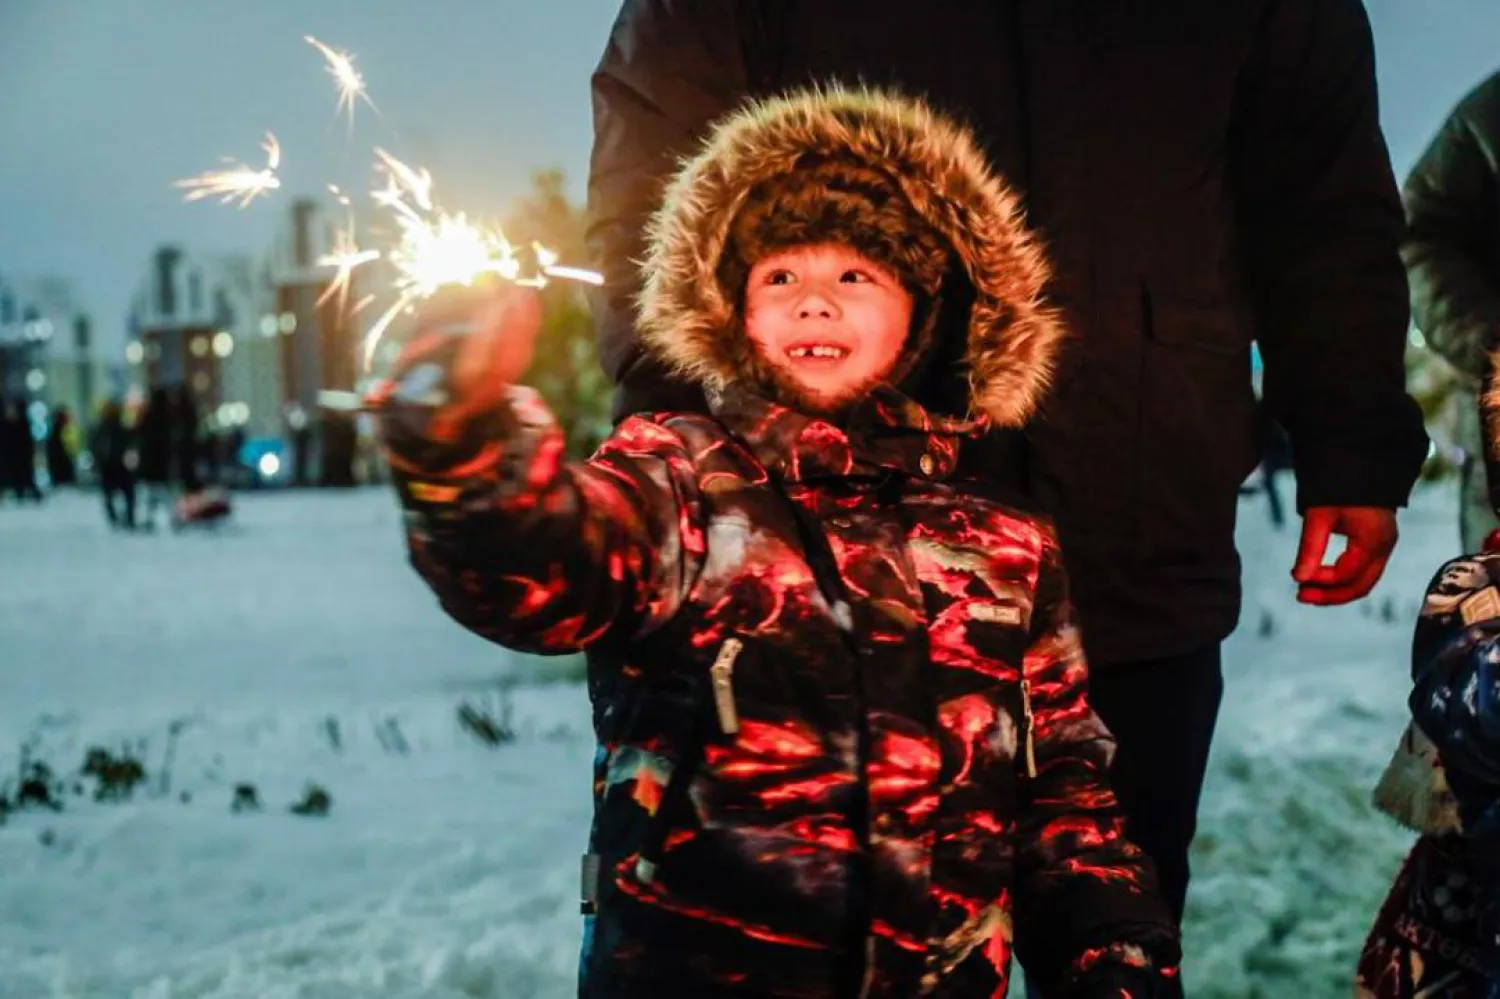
[373,283,544,443]
[445,284,544,397]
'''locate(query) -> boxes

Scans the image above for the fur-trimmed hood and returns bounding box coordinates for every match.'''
[635,85,1064,429]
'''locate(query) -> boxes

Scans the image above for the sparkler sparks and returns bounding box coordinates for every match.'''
[360,148,552,370]
[180,36,605,376]
[305,35,376,130]
[174,132,282,208]
[316,185,382,312]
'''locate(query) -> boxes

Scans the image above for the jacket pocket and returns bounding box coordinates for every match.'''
[1136,283,1258,568]
[1140,282,1243,357]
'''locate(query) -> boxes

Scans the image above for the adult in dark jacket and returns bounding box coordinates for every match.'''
[0,396,17,498]
[586,0,1430,945]
[136,387,176,527]
[173,386,201,493]
[1403,69,1500,553]
[1,397,43,503]
[90,399,136,529]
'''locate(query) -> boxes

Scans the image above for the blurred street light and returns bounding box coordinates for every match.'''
[125,341,144,365]
[213,331,234,358]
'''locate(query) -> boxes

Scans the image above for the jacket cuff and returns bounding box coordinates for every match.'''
[1061,942,1175,998]
[370,338,560,516]
[1292,440,1427,512]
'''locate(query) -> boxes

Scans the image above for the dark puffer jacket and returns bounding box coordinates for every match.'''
[380,90,1177,997]
[588,0,1430,665]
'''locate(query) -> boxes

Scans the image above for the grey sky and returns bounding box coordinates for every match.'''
[2,0,1498,351]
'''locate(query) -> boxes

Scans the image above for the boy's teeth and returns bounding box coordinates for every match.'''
[788,345,848,359]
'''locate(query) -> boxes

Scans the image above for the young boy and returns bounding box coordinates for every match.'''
[376,87,1179,998]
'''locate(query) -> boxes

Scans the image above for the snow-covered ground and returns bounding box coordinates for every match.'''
[0,482,1458,998]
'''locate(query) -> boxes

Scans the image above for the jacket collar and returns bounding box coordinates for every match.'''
[705,382,981,484]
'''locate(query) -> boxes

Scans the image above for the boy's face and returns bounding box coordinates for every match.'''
[743,243,914,409]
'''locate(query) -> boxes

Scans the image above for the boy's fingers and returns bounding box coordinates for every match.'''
[454,287,544,397]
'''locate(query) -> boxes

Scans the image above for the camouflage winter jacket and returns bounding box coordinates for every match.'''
[380,374,1178,998]
[379,88,1179,998]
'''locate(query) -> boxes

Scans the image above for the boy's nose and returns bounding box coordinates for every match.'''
[794,291,840,319]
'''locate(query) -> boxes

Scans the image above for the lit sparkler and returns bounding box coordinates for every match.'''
[179,36,605,378]
[359,147,578,371]
[305,35,375,130]
[174,132,282,208]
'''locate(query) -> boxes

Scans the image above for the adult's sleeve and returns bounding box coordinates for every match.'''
[1232,0,1429,512]
[587,0,757,422]
[1402,73,1500,381]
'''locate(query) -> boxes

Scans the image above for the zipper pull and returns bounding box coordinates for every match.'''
[710,638,744,736]
[1019,678,1038,778]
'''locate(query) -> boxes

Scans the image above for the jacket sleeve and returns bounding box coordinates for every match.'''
[587,0,755,422]
[1402,74,1500,381]
[1012,534,1181,997]
[1231,0,1428,512]
[375,335,706,655]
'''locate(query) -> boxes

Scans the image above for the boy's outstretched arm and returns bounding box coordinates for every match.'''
[373,288,705,655]
[1011,533,1181,997]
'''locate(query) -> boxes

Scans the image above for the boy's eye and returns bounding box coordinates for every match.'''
[840,269,873,284]
[765,270,794,286]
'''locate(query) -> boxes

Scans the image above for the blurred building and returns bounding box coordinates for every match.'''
[265,197,363,412]
[125,198,379,485]
[263,197,375,485]
[0,273,116,431]
[127,246,282,438]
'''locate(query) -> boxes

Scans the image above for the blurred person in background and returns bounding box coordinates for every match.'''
[46,405,78,489]
[173,386,202,495]
[1,396,43,504]
[136,386,176,529]
[90,399,136,531]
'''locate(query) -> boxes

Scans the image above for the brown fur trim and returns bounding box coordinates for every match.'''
[636,85,1064,427]
[1487,347,1500,460]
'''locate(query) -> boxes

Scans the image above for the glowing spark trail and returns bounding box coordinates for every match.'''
[356,151,606,367]
[175,133,281,208]
[305,35,375,129]
[180,36,605,377]
[316,185,382,311]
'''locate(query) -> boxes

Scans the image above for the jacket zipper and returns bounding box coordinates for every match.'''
[761,472,875,998]
[710,638,744,735]
[635,638,742,885]
[1019,678,1038,779]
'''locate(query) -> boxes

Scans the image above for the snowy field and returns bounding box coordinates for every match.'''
[0,482,1458,998]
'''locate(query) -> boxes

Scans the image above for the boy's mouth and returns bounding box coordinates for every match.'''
[784,342,852,362]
